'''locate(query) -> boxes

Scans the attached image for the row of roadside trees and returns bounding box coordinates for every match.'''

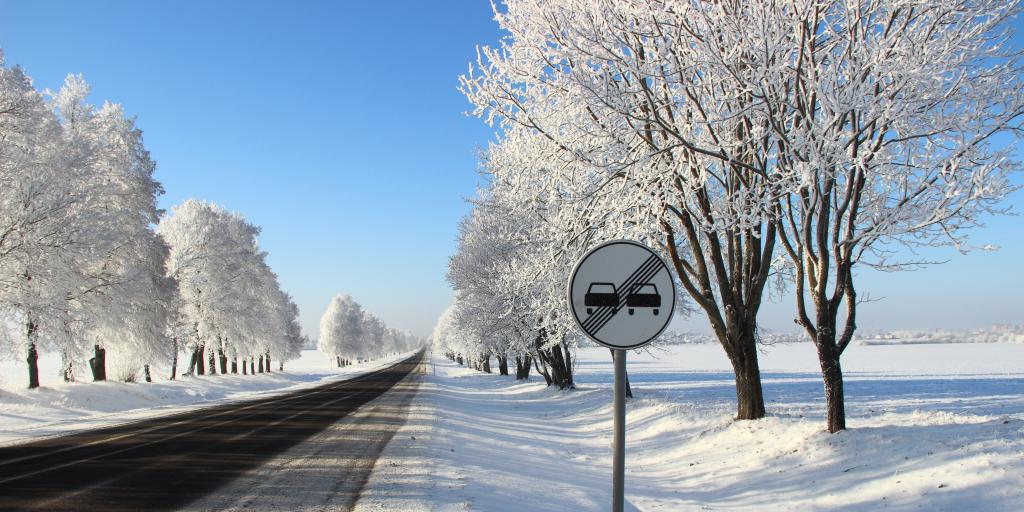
[318,294,423,366]
[0,54,305,388]
[440,0,1022,432]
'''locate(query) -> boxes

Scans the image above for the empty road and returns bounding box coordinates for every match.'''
[0,351,424,511]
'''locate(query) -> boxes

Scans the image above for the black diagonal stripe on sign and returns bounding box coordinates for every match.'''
[581,255,660,333]
[580,256,660,333]
[587,263,662,336]
[580,255,658,332]
[586,262,662,335]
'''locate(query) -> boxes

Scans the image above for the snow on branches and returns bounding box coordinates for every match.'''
[318,294,421,366]
[158,200,303,377]
[454,0,1022,428]
[0,56,306,386]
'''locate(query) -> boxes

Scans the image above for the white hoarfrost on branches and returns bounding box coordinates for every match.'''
[319,294,421,367]
[0,58,176,386]
[1,53,307,387]
[158,200,302,377]
[454,0,1022,430]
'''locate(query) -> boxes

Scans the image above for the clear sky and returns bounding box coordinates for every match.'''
[1,1,1021,339]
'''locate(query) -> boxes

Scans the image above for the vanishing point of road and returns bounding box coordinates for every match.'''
[0,350,424,511]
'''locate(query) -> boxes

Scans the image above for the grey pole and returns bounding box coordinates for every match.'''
[613,348,626,512]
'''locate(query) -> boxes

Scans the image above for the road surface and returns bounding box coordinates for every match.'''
[0,351,424,511]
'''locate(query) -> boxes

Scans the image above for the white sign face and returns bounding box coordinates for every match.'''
[568,240,676,350]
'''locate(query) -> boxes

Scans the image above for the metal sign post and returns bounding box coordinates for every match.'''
[568,240,675,512]
[612,348,626,512]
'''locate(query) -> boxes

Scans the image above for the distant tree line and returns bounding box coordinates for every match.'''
[439,0,1022,433]
[317,294,424,365]
[0,54,306,387]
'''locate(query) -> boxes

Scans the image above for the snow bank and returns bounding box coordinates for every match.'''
[0,349,413,447]
[355,343,1024,511]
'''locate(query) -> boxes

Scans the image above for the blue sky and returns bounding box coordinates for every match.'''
[1,1,1020,338]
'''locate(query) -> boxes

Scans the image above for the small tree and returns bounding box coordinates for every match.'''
[318,294,364,365]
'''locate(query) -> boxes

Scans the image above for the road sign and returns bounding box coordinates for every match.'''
[568,239,676,512]
[568,240,675,349]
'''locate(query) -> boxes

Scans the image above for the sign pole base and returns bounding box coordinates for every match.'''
[613,349,626,512]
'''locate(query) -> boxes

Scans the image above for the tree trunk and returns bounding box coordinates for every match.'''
[196,346,206,375]
[823,361,846,433]
[170,338,179,381]
[498,355,509,376]
[231,358,238,374]
[729,338,766,420]
[186,348,198,376]
[250,357,255,375]
[27,342,40,389]
[265,353,271,373]
[534,357,553,386]
[560,341,575,388]
[456,355,463,366]
[242,359,248,375]
[535,334,573,389]
[815,328,847,433]
[515,355,532,380]
[218,349,228,374]
[548,347,573,389]
[62,349,75,383]
[663,222,774,422]
[258,355,264,373]
[24,314,41,389]
[207,347,217,375]
[144,365,152,383]
[89,344,107,382]
[279,361,284,371]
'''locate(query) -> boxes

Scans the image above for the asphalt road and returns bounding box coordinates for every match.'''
[0,350,424,512]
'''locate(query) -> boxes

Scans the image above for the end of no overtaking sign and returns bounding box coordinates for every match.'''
[568,239,675,350]
[567,239,676,512]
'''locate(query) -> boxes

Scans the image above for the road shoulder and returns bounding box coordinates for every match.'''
[184,361,423,512]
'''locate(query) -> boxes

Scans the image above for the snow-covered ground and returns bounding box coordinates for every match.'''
[855,325,1024,345]
[355,343,1024,511]
[0,349,412,447]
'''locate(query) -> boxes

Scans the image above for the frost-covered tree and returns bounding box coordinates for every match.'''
[318,294,420,365]
[318,294,364,367]
[461,0,1022,431]
[432,303,470,366]
[702,0,1024,432]
[158,199,299,377]
[444,165,586,386]
[461,0,782,416]
[0,56,301,388]
[0,63,171,388]
[0,56,75,388]
[48,74,170,383]
[275,292,306,371]
[361,310,386,360]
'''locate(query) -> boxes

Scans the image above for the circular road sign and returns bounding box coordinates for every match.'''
[568,240,676,350]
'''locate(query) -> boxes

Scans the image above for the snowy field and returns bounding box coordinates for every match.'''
[355,342,1024,512]
[0,349,413,447]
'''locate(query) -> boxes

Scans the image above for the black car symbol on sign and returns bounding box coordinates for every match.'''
[584,283,617,315]
[627,283,661,315]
